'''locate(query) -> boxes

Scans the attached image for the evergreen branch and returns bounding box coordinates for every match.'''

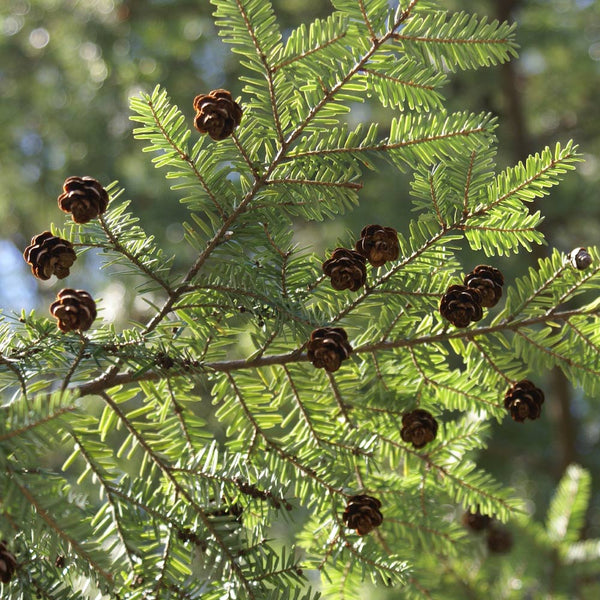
[504,263,568,323]
[176,284,313,325]
[462,224,537,233]
[282,365,370,454]
[360,67,437,91]
[462,150,476,218]
[371,352,390,391]
[516,330,600,378]
[408,347,502,409]
[123,1,430,345]
[69,431,136,570]
[467,337,513,384]
[146,95,226,220]
[393,33,509,45]
[265,178,363,190]
[105,484,183,531]
[0,406,76,442]
[327,371,354,426]
[288,127,487,160]
[549,261,600,314]
[358,0,377,41]
[99,215,173,293]
[97,391,257,598]
[307,273,327,292]
[273,0,419,153]
[566,318,600,355]
[198,313,224,362]
[262,222,291,297]
[166,378,194,452]
[379,305,410,342]
[232,132,260,178]
[233,0,284,142]
[61,334,88,393]
[282,365,321,446]
[428,172,446,229]
[7,470,114,583]
[74,307,600,396]
[378,434,517,514]
[468,144,579,220]
[344,541,407,579]
[388,518,456,544]
[272,31,347,73]
[331,228,447,323]
[0,354,29,404]
[154,529,176,598]
[253,327,282,361]
[225,372,346,496]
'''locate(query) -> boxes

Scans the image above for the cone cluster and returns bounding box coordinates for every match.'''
[462,509,491,532]
[461,510,513,554]
[193,89,243,141]
[0,540,17,584]
[503,380,545,423]
[58,176,109,224]
[23,176,106,332]
[463,265,504,308]
[440,265,504,327]
[322,224,399,292]
[400,409,438,449]
[342,495,383,536]
[306,327,352,372]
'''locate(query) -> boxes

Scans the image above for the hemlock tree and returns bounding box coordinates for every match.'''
[1,0,599,598]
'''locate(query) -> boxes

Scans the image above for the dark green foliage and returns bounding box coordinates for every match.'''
[1,1,599,599]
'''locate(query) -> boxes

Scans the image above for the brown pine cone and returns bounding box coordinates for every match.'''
[400,409,438,449]
[486,525,513,554]
[354,224,400,267]
[55,555,66,568]
[193,89,243,141]
[569,247,592,270]
[342,495,383,536]
[462,510,492,532]
[23,231,77,280]
[322,248,367,291]
[463,265,504,308]
[439,284,483,327]
[50,289,97,332]
[503,380,544,422]
[0,540,17,584]
[57,176,109,224]
[306,327,352,372]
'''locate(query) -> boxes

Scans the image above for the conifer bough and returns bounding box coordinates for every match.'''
[1,0,599,598]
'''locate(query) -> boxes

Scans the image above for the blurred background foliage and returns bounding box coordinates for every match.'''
[1,0,600,595]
